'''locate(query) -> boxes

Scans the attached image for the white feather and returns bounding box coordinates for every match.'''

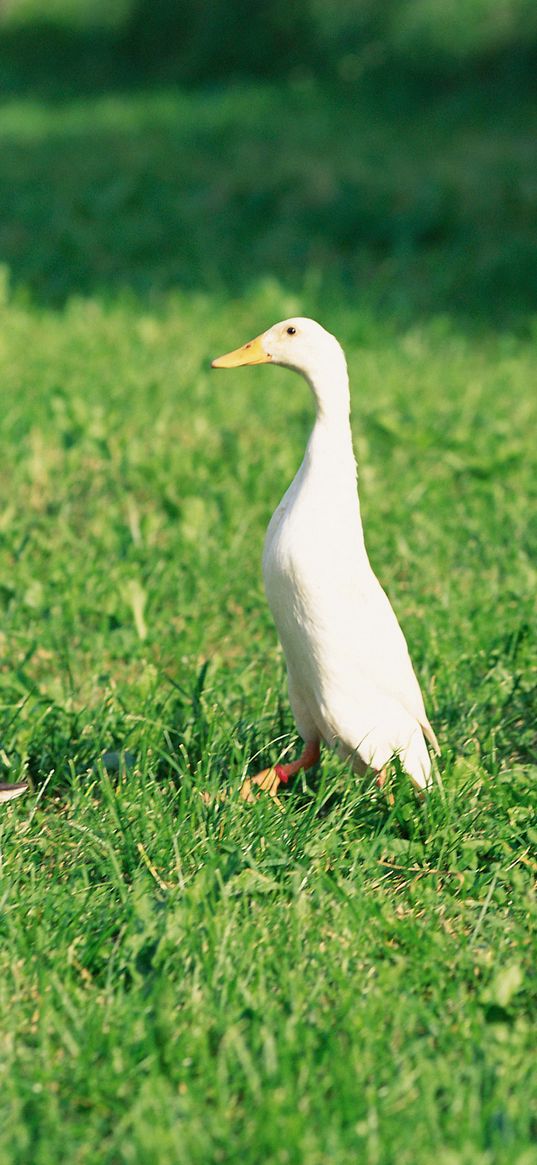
[260,317,438,791]
[213,315,439,793]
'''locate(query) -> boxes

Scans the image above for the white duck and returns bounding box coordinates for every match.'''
[212,318,439,802]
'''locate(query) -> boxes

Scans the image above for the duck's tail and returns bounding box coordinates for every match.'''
[422,718,441,756]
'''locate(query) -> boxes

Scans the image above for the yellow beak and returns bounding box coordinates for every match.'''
[211,334,271,369]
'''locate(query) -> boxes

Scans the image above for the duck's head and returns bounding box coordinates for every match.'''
[211,317,347,393]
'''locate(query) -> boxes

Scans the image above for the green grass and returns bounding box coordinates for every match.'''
[0,78,537,320]
[0,70,536,1165]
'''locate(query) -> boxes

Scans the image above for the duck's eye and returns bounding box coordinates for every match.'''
[286,326,296,335]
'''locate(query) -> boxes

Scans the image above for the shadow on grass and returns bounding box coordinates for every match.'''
[0,21,537,324]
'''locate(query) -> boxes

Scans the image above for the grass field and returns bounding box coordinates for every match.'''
[0,61,536,1165]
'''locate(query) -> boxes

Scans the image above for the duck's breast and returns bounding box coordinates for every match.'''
[262,465,370,701]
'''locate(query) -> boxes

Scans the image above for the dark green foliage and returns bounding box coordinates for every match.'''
[0,82,537,320]
[4,0,537,87]
[123,0,316,83]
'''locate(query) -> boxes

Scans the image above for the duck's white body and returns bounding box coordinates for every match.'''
[263,385,436,788]
[213,317,438,792]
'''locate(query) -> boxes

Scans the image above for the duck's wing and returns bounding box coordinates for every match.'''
[346,575,440,753]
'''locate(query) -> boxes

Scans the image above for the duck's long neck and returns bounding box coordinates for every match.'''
[297,357,368,558]
[304,355,356,476]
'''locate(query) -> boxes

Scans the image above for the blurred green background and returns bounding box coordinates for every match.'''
[1,0,536,321]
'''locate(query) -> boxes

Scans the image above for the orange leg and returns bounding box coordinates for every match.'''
[376,767,387,790]
[376,766,394,805]
[240,740,321,805]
